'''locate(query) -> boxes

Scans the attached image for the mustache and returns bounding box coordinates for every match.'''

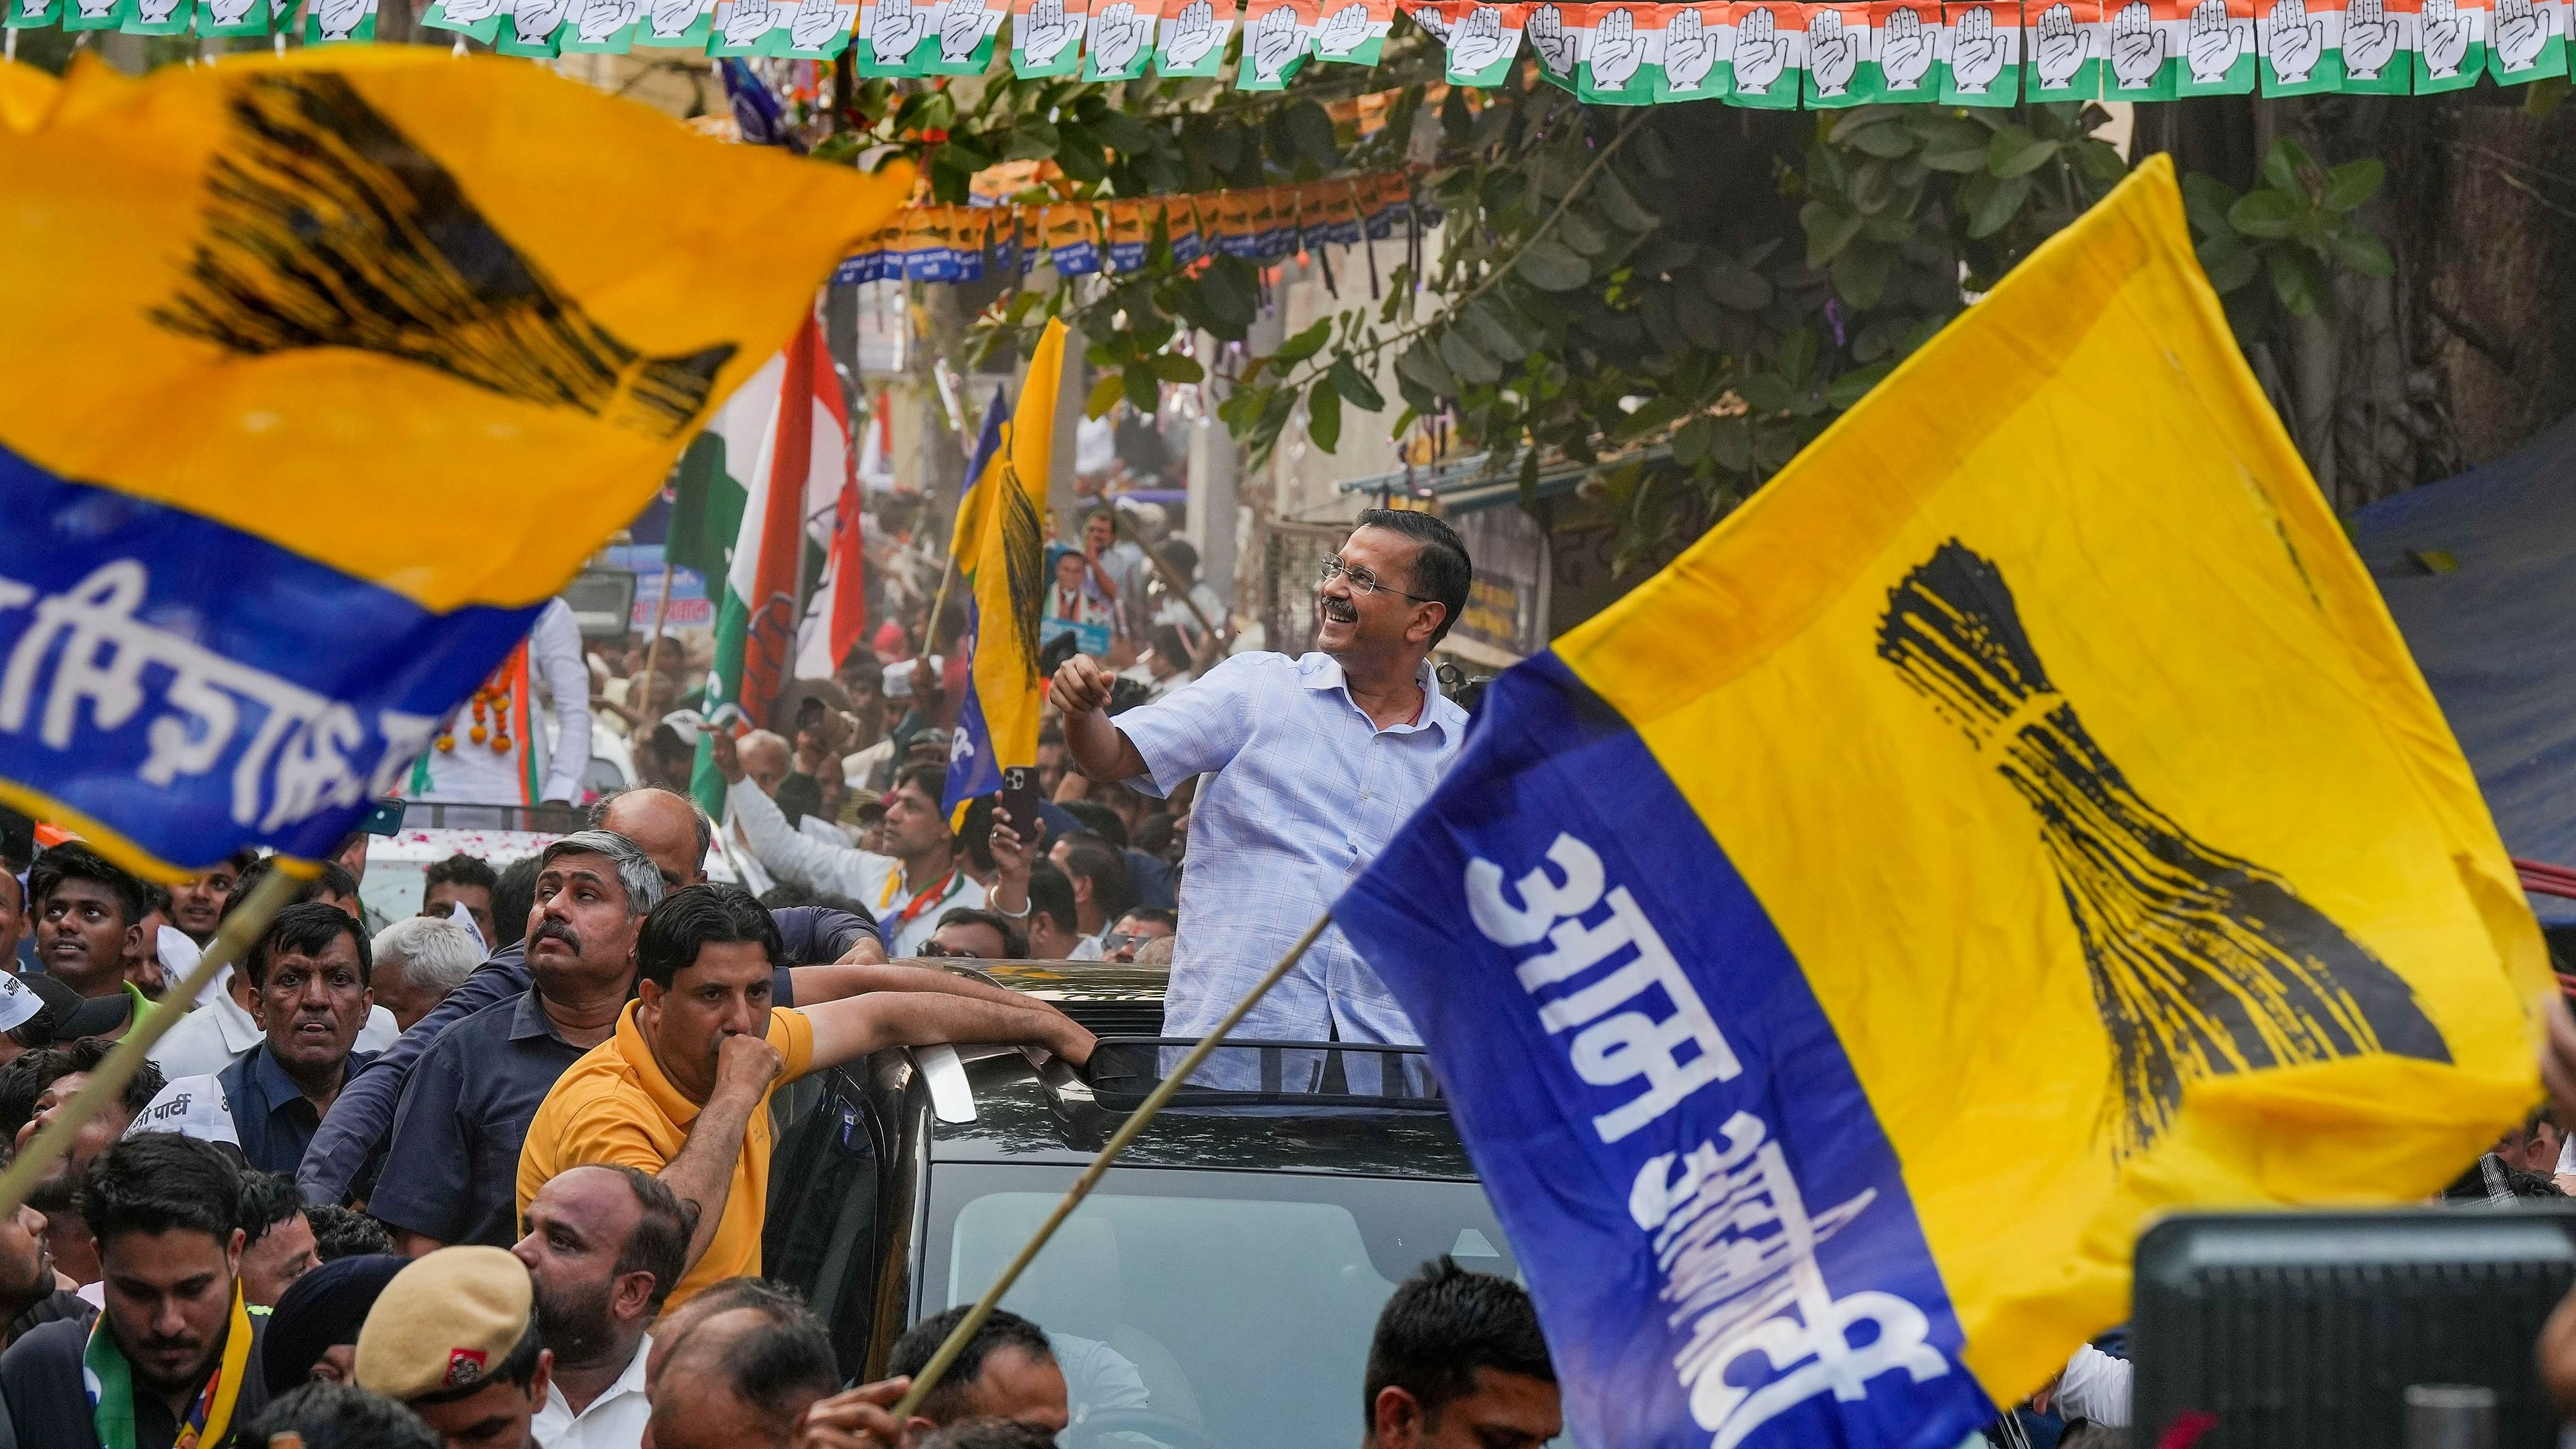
[531,918,583,954]
[1320,596,1358,622]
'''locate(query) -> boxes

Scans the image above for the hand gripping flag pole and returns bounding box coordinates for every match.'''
[888,909,1335,1423]
[0,862,308,1220]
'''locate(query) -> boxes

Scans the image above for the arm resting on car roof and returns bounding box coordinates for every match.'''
[785,962,1052,1009]
[798,990,1095,1075]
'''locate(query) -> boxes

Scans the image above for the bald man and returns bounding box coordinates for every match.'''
[645,1306,838,1449]
[302,789,1047,1206]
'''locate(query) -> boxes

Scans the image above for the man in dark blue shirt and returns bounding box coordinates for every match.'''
[207,902,379,1178]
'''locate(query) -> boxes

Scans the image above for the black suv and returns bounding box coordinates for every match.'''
[759,962,1526,1449]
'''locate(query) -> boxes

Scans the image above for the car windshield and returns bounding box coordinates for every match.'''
[924,1162,1526,1449]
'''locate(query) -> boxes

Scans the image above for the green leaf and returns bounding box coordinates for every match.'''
[1774,326,1818,386]
[1824,361,1894,409]
[1802,201,1865,267]
[1284,100,1341,173]
[1330,357,1385,411]
[1147,351,1205,383]
[1306,378,1343,453]
[1592,169,1660,234]
[2262,137,2315,197]
[1090,110,1158,154]
[1458,299,1532,361]
[1672,416,1714,466]
[1706,266,1773,311]
[1438,328,1504,386]
[2329,226,2395,277]
[1737,374,1794,414]
[1003,119,1062,161]
[2268,247,2328,316]
[2179,173,2240,237]
[1557,211,1611,257]
[1123,365,1162,412]
[1988,126,2058,179]
[2196,235,2260,294]
[1518,240,1592,292]
[1831,243,1892,312]
[2227,190,2301,240]
[1965,173,2031,238]
[1843,121,1917,159]
[1275,318,1332,365]
[2321,157,2384,213]
[1709,418,1753,471]
[1086,372,1125,420]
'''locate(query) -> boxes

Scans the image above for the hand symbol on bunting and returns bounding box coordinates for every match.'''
[1247,0,1303,74]
[2033,1,2089,83]
[205,0,259,25]
[1663,3,1721,85]
[872,0,930,59]
[2343,0,2399,74]
[722,0,771,42]
[2186,0,2239,77]
[1090,0,1148,68]
[792,0,843,48]
[2496,0,2551,66]
[1407,1,1447,36]
[1881,4,1939,85]
[941,0,986,57]
[315,0,370,37]
[1527,2,1578,72]
[1020,0,1082,58]
[510,0,566,39]
[1161,0,1223,61]
[1807,6,1860,89]
[647,0,698,36]
[2263,0,2323,76]
[578,0,625,39]
[1447,4,1510,67]
[2110,1,2163,85]
[2420,0,2468,71]
[1950,3,2009,86]
[1315,0,1368,51]
[135,0,182,25]
[1733,3,1791,87]
[1591,5,1646,85]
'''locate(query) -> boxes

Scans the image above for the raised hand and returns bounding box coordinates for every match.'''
[1315,0,1368,50]
[1406,0,1446,36]
[1160,0,1222,62]
[1248,0,1303,74]
[2263,0,2322,76]
[2033,1,2088,85]
[1733,1,1790,88]
[2420,0,2468,72]
[871,0,930,60]
[1526,1,1576,72]
[2186,0,2239,77]
[1446,2,1510,67]
[2110,0,2162,85]
[2343,0,2397,74]
[1590,4,1646,85]
[1663,3,1720,86]
[1089,0,1148,67]
[1019,0,1081,60]
[1950,2,2008,87]
[1881,3,1937,86]
[942,0,987,56]
[1807,6,1859,90]
[2496,0,2551,67]
[792,0,844,47]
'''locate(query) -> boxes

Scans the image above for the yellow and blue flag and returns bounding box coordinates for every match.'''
[0,51,907,877]
[1331,156,2547,1449]
[944,320,1065,812]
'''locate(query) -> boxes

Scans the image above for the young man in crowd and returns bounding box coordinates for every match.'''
[27,845,154,1019]
[237,1172,320,1309]
[0,1134,272,1449]
[518,884,1092,1305]
[1046,835,1131,949]
[1101,908,1176,965]
[884,1309,1070,1439]
[641,1305,837,1449]
[421,854,503,951]
[708,747,984,957]
[513,1166,689,1449]
[354,1247,551,1449]
[923,909,1024,962]
[1362,1258,1559,1449]
[166,851,254,951]
[370,916,485,1033]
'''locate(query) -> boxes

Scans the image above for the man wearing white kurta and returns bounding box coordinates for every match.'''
[708,747,982,957]
[416,599,594,808]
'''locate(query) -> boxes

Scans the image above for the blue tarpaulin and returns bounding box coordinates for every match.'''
[2355,411,2576,923]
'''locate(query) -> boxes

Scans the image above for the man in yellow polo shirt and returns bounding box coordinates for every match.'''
[517,883,1097,1305]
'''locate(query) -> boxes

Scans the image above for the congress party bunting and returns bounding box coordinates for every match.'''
[12,0,2558,110]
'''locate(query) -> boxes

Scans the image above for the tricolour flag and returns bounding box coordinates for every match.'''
[1331,156,2546,1449]
[691,313,846,816]
[942,320,1065,813]
[0,51,905,876]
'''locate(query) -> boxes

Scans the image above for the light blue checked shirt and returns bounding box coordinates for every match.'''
[1117,650,1468,1045]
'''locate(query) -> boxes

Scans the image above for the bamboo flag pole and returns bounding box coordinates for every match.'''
[888,909,1334,1423]
[0,861,308,1218]
[1108,506,1225,667]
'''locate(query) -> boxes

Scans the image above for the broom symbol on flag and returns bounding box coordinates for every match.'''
[1876,538,2450,1159]
[151,73,736,440]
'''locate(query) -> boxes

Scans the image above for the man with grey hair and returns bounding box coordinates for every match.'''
[367,916,482,1032]
[370,831,666,1254]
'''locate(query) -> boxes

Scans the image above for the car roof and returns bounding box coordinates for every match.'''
[928,963,1479,1180]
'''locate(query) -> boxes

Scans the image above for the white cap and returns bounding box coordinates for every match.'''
[0,974,42,1037]
[447,899,487,956]
[127,1075,240,1150]
[156,927,216,1009]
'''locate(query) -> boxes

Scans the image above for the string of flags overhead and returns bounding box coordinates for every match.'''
[829,169,1427,283]
[9,0,2563,97]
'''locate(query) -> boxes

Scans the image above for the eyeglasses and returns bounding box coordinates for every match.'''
[1318,556,1436,604]
[1101,932,1148,955]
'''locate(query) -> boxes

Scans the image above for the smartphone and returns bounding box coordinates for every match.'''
[999,766,1045,845]
[357,798,408,836]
